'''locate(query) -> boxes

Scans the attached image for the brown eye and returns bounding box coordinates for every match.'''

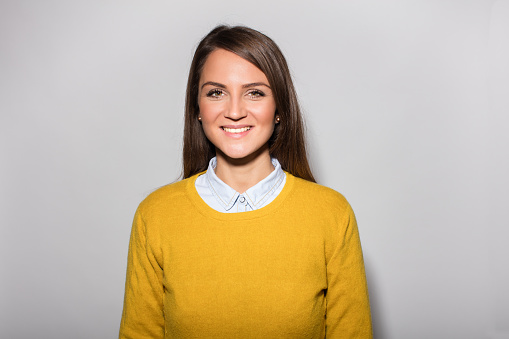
[247,90,265,98]
[206,89,224,98]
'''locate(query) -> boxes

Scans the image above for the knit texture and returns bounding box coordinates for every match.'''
[119,173,372,338]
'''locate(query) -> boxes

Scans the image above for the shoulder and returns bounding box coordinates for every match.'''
[289,174,352,212]
[136,175,198,217]
[285,175,357,252]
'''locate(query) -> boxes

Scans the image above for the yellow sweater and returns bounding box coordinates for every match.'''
[119,173,372,338]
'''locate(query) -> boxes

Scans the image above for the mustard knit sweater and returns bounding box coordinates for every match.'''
[119,173,372,338]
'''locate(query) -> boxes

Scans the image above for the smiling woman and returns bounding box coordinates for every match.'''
[198,49,278,191]
[119,25,372,338]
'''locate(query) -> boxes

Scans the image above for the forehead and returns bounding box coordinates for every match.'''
[199,49,268,84]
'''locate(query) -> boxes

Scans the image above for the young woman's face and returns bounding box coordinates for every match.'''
[198,49,277,161]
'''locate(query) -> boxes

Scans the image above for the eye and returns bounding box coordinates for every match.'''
[206,89,224,98]
[247,89,265,99]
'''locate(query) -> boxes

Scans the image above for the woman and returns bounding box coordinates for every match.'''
[120,25,372,338]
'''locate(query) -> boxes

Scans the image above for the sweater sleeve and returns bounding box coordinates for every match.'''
[119,208,164,339]
[325,203,373,338]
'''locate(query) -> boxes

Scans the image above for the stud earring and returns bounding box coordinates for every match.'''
[275,116,280,123]
[198,116,202,121]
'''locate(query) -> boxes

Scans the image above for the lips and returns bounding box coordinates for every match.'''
[221,126,252,134]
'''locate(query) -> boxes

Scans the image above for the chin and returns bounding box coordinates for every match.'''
[218,145,269,162]
[221,150,254,160]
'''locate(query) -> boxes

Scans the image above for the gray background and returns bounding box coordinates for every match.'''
[1,1,508,338]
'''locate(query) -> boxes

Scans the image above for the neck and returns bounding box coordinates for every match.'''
[214,147,274,193]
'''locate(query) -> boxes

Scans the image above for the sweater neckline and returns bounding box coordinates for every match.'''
[186,171,295,221]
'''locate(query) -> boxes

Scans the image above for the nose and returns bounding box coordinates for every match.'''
[224,95,247,120]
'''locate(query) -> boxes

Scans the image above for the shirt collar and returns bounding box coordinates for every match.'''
[205,157,285,211]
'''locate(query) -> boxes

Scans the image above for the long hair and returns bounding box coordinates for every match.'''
[183,25,315,182]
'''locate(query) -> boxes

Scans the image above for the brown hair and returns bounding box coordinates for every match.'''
[183,25,315,182]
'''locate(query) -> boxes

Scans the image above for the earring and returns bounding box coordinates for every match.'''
[275,116,280,124]
[198,116,202,121]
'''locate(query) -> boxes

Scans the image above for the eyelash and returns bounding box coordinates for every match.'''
[206,89,224,98]
[205,89,266,99]
[247,90,265,98]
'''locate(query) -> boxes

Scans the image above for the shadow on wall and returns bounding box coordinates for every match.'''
[365,257,388,339]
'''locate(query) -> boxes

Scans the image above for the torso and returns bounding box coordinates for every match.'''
[138,174,346,338]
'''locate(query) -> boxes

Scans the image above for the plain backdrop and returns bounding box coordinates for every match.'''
[1,1,508,338]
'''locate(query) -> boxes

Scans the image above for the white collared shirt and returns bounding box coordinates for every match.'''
[195,157,286,213]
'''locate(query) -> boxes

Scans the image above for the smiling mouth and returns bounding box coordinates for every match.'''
[221,126,252,133]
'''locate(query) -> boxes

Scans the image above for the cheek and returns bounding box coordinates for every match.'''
[254,103,277,126]
[198,104,221,143]
[199,100,223,123]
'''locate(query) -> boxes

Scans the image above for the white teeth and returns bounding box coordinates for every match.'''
[223,127,251,133]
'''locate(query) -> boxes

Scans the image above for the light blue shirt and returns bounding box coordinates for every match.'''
[195,157,286,213]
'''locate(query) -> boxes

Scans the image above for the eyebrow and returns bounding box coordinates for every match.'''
[200,81,271,90]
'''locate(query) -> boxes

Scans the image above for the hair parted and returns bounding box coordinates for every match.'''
[183,25,315,182]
